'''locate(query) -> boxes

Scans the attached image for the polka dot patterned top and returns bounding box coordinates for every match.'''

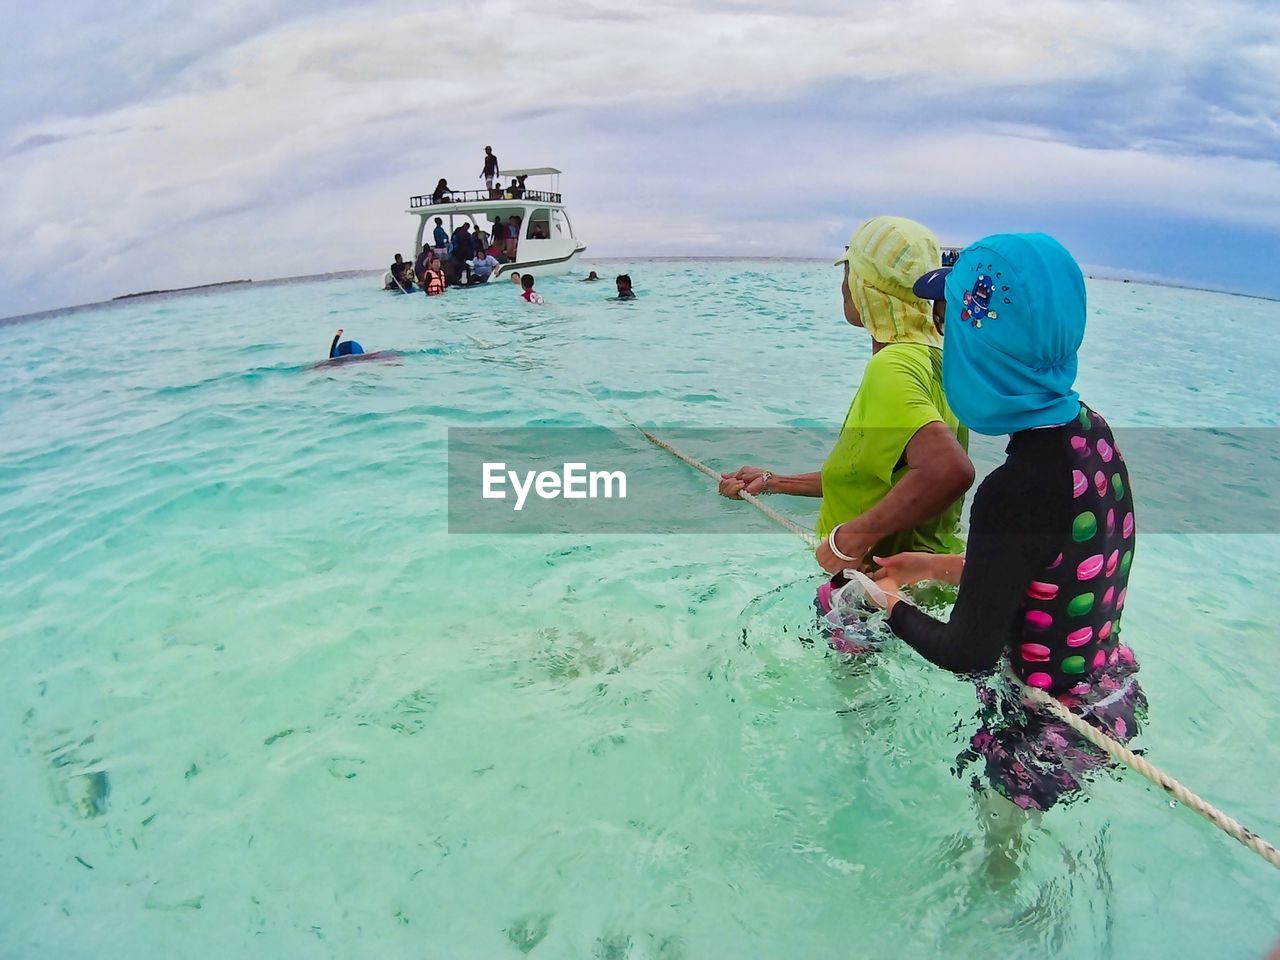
[1016,404,1134,691]
[888,403,1138,696]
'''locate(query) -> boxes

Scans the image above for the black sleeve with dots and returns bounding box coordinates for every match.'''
[886,436,1066,674]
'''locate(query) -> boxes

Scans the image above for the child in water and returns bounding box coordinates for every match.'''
[520,274,543,304]
[865,233,1144,813]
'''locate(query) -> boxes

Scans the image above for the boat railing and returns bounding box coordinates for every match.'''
[409,189,563,209]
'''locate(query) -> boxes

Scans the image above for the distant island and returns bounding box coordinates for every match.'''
[113,279,251,301]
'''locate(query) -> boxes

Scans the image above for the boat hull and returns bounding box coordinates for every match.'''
[492,246,585,280]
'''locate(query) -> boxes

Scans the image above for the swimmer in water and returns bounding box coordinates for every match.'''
[520,274,544,304]
[581,271,600,282]
[310,330,399,370]
[328,328,365,358]
[509,272,522,285]
[614,274,636,300]
[858,233,1144,815]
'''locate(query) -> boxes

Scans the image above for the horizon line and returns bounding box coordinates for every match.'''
[3,258,1277,326]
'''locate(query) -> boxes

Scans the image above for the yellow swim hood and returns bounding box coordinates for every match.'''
[838,216,942,349]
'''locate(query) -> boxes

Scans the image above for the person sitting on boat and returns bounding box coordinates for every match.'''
[509,175,527,199]
[413,245,432,285]
[480,146,500,190]
[432,217,449,257]
[388,254,414,291]
[328,328,364,358]
[614,274,636,300]
[442,257,468,287]
[719,215,973,652]
[431,179,453,204]
[520,273,544,303]
[470,250,500,283]
[422,259,446,296]
[862,233,1144,815]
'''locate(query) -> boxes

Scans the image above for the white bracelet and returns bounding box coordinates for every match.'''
[827,522,861,563]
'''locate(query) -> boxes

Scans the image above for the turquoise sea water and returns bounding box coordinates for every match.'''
[2,263,1278,958]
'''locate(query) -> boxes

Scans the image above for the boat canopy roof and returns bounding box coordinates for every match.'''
[502,166,561,177]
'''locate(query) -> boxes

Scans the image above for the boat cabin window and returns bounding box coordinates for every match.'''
[526,208,551,240]
[551,209,574,239]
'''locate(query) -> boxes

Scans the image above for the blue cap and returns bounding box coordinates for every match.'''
[933,233,1085,436]
[912,267,951,300]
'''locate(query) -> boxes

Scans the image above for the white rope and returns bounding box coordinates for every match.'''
[633,426,819,548]
[636,426,1280,871]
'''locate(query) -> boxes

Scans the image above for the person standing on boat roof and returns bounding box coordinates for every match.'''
[480,146,500,190]
[719,215,973,642]
[864,233,1144,814]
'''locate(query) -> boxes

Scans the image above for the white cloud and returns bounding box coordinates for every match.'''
[2,0,1279,314]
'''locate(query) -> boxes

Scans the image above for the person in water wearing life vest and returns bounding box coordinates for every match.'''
[719,216,973,651]
[860,233,1144,814]
[328,328,364,358]
[422,259,445,296]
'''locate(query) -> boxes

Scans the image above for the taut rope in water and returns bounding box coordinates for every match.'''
[635,425,1280,871]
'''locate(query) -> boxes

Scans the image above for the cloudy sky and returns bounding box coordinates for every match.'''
[3,0,1279,317]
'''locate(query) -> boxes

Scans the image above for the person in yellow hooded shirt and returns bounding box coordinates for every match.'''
[720,215,974,585]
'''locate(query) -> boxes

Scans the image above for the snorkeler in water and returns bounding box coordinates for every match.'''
[329,328,365,358]
[308,328,398,371]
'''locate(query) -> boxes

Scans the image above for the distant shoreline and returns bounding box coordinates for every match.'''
[3,260,1276,326]
[112,279,252,301]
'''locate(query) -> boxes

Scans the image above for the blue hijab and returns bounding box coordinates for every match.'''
[939,233,1085,436]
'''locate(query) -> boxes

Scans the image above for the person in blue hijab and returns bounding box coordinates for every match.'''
[859,233,1145,814]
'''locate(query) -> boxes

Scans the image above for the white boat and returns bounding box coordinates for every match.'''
[384,166,586,289]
